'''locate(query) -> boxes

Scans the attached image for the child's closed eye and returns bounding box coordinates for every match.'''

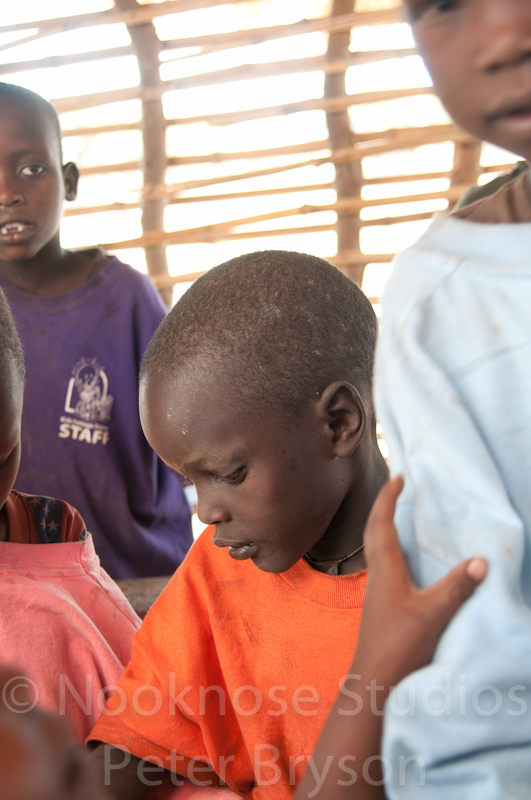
[217,467,245,485]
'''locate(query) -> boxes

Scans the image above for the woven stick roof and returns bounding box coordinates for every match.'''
[0,0,513,305]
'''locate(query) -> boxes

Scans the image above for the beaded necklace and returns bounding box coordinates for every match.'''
[303,543,364,576]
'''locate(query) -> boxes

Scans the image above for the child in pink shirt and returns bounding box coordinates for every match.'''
[0,286,140,740]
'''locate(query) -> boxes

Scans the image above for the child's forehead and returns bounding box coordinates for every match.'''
[0,368,23,422]
[2,99,61,160]
[143,360,293,443]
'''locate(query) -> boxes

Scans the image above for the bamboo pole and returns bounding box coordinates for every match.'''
[0,32,43,55]
[65,201,444,226]
[71,121,472,179]
[143,126,473,198]
[149,249,399,291]
[163,86,435,128]
[0,46,132,76]
[115,0,171,307]
[62,122,142,138]
[160,48,418,93]
[160,8,403,53]
[63,120,463,150]
[0,0,254,36]
[361,211,438,226]
[50,81,433,117]
[75,121,472,183]
[450,140,482,209]
[166,140,330,165]
[98,187,467,251]
[79,162,140,177]
[167,184,336,202]
[325,0,364,285]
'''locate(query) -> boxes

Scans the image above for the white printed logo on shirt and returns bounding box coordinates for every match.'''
[58,358,114,446]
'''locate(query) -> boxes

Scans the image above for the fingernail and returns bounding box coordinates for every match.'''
[466,558,488,582]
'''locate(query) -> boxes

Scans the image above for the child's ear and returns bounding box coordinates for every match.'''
[62,162,79,202]
[317,381,366,458]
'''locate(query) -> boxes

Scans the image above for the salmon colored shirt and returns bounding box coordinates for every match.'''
[88,528,367,800]
[0,491,140,740]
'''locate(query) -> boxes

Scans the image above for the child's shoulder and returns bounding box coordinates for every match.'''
[6,490,86,544]
[453,166,531,225]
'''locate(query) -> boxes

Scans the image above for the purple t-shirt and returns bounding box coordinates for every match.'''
[1,256,193,579]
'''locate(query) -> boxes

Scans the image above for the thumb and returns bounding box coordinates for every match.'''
[421,557,488,637]
[364,476,413,590]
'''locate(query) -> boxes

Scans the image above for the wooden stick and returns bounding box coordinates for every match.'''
[160,9,403,52]
[149,250,399,291]
[0,45,132,76]
[98,188,466,251]
[62,122,142,138]
[0,31,43,54]
[164,86,435,128]
[50,81,433,117]
[75,123,472,183]
[64,184,336,217]
[161,48,418,92]
[325,0,364,286]
[78,162,140,177]
[481,162,517,174]
[361,211,439,227]
[148,127,473,198]
[166,140,330,166]
[0,0,254,36]
[364,170,451,185]
[167,184,335,203]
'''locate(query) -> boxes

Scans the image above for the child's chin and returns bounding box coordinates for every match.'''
[253,555,297,574]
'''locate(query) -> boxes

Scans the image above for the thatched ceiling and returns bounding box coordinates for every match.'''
[0,0,514,306]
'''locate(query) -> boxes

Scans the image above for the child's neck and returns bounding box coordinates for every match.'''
[307,443,389,576]
[0,243,108,298]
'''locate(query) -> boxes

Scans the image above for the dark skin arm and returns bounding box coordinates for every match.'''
[90,746,174,800]
[90,745,219,800]
[293,476,488,800]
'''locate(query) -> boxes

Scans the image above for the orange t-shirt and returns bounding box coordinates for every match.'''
[88,528,367,800]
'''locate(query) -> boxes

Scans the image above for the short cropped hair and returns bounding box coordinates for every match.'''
[141,250,377,418]
[0,289,25,386]
[0,82,62,158]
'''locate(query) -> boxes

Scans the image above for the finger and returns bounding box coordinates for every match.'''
[364,476,405,569]
[365,475,404,532]
[421,557,488,632]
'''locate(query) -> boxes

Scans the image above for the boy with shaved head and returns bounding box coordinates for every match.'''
[88,250,388,797]
[88,250,486,800]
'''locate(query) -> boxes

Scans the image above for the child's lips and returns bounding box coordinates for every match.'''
[227,543,259,560]
[488,94,531,131]
[0,221,34,243]
[214,536,259,560]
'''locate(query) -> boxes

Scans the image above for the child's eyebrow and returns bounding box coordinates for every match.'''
[184,454,241,473]
[9,147,48,160]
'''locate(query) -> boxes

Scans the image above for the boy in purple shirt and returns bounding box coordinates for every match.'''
[0,81,192,578]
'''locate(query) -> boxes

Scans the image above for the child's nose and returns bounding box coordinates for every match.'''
[476,0,531,71]
[196,490,230,526]
[0,176,23,207]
